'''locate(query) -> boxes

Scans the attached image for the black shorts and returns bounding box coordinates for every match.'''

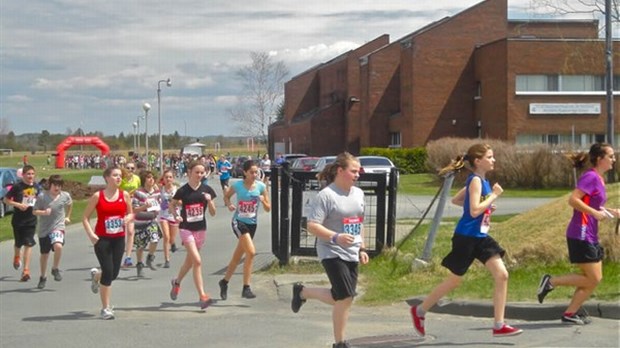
[39,230,65,254]
[232,220,257,239]
[13,225,36,248]
[220,178,230,188]
[133,222,162,249]
[321,257,358,301]
[567,238,604,263]
[441,234,505,276]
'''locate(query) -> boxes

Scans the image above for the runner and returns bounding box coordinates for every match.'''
[537,142,619,325]
[3,165,41,282]
[290,152,369,348]
[168,160,217,310]
[159,169,180,268]
[217,155,233,193]
[120,162,141,268]
[132,170,162,278]
[410,143,523,338]
[219,159,271,300]
[32,175,73,289]
[82,166,133,320]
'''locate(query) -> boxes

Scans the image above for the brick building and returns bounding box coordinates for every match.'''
[269,0,620,155]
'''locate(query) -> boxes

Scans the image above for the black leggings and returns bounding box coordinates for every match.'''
[94,237,125,286]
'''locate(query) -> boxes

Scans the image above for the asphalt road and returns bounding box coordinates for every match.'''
[1,180,618,348]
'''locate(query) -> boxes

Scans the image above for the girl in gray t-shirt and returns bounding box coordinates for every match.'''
[290,152,369,348]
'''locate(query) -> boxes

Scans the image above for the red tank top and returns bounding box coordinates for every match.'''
[94,189,127,238]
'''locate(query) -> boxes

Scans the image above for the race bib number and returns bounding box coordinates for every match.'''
[146,198,160,212]
[104,216,124,235]
[480,209,491,234]
[22,196,37,207]
[185,203,204,223]
[343,216,363,236]
[49,230,65,244]
[238,200,258,219]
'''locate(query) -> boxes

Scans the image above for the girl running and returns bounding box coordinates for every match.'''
[219,160,271,300]
[159,169,180,268]
[410,143,522,338]
[82,166,133,320]
[168,160,217,310]
[132,170,162,278]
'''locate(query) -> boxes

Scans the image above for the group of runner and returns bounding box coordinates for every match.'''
[4,143,617,347]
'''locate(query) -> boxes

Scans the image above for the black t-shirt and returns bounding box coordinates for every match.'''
[173,183,217,231]
[6,181,40,228]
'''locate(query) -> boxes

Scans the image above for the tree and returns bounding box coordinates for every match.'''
[229,51,289,139]
[530,0,619,24]
[38,130,50,152]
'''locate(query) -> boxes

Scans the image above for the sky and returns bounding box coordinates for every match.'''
[0,0,609,138]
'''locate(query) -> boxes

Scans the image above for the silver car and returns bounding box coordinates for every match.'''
[357,156,398,187]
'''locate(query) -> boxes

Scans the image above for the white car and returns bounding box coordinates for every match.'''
[313,155,337,172]
[357,156,398,188]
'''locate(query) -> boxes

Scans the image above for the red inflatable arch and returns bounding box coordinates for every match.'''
[55,136,110,169]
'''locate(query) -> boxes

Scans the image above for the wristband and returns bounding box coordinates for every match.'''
[331,233,339,244]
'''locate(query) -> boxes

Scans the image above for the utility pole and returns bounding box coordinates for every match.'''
[605,0,615,182]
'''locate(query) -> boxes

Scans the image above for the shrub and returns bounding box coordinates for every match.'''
[360,147,427,174]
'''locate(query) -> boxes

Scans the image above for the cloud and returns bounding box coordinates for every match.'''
[6,95,32,102]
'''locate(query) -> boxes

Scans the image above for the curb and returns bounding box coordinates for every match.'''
[405,297,620,320]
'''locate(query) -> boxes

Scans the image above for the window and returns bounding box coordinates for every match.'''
[543,134,559,145]
[389,132,401,148]
[516,74,619,93]
[560,75,603,91]
[516,75,558,91]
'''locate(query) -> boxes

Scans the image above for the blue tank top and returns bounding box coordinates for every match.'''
[454,174,492,238]
[232,180,266,225]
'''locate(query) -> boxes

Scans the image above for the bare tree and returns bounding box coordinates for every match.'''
[530,0,619,22]
[229,52,289,139]
[0,117,10,135]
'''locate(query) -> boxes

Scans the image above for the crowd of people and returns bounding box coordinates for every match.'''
[4,143,618,348]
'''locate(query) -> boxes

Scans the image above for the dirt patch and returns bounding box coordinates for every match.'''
[63,180,99,200]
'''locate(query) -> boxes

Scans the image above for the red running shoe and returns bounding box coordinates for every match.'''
[410,306,425,337]
[493,324,523,337]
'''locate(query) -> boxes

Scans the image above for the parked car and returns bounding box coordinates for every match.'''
[291,157,320,172]
[0,167,19,218]
[279,153,308,165]
[313,155,337,172]
[357,156,398,187]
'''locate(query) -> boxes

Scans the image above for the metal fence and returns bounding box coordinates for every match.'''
[270,162,398,265]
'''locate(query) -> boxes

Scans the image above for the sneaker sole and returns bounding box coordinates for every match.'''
[493,331,523,337]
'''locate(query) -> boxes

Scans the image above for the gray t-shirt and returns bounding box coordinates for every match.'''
[307,183,365,262]
[34,191,72,237]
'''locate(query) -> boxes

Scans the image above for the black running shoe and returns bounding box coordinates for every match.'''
[242,286,256,299]
[562,313,587,325]
[291,282,306,313]
[219,279,228,300]
[537,274,553,304]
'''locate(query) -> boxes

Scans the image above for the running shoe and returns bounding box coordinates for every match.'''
[136,262,145,278]
[537,274,554,304]
[219,279,228,300]
[291,282,306,313]
[90,268,100,294]
[199,295,214,310]
[20,270,31,282]
[562,313,589,325]
[410,305,425,337]
[13,256,21,270]
[170,278,180,300]
[100,307,115,320]
[122,256,133,268]
[146,254,156,270]
[163,260,170,268]
[51,268,62,281]
[242,286,256,299]
[332,342,351,348]
[37,276,47,289]
[492,324,523,337]
[170,243,177,253]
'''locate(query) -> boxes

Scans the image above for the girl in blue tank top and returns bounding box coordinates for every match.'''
[410,144,522,338]
[219,159,271,300]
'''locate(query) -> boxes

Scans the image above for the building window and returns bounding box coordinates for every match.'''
[474,81,482,100]
[516,74,619,93]
[543,134,559,145]
[389,132,401,148]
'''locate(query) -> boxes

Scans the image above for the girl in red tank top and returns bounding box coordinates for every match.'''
[94,188,128,238]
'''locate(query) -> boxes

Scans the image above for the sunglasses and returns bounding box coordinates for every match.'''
[127,167,135,170]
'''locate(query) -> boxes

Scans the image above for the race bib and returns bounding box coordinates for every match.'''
[185,203,204,223]
[104,216,124,235]
[480,209,491,234]
[238,200,258,219]
[22,196,37,207]
[343,216,363,243]
[146,198,160,212]
[49,230,65,244]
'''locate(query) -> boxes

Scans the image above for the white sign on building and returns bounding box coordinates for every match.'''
[529,103,601,115]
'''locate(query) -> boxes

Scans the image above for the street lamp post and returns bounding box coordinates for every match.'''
[132,122,138,155]
[143,102,151,168]
[157,78,172,175]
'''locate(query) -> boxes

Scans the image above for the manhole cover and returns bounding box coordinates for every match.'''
[349,334,433,347]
